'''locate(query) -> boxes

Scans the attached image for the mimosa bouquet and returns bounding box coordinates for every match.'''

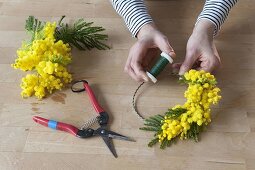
[12,16,109,99]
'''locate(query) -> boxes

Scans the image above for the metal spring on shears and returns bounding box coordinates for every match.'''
[81,116,99,130]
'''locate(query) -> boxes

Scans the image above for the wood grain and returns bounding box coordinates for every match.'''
[0,0,254,169]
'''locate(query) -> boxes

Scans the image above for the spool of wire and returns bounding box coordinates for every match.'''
[146,52,173,83]
[133,52,173,120]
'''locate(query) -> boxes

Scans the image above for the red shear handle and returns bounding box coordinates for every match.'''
[83,82,105,114]
[33,116,79,136]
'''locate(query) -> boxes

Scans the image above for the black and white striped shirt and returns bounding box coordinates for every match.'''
[111,0,238,37]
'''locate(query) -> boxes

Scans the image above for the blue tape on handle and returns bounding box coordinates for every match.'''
[48,120,58,129]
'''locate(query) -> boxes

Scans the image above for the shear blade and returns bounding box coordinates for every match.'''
[95,128,135,142]
[102,136,118,158]
[108,133,136,142]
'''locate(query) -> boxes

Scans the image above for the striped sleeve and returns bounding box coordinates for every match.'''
[196,0,238,36]
[111,0,153,37]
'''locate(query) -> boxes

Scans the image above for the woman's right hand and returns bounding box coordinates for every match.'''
[124,23,176,82]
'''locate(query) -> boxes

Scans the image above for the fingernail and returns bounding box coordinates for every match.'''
[169,51,176,58]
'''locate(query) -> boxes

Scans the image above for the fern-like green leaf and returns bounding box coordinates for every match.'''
[144,118,161,126]
[148,138,159,147]
[50,55,71,66]
[55,16,110,50]
[148,115,164,124]
[144,122,161,128]
[186,123,204,142]
[25,16,45,42]
[160,138,169,149]
[159,137,176,149]
[165,108,186,119]
[139,127,161,132]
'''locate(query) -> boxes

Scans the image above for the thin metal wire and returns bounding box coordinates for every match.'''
[132,82,145,121]
[81,116,99,130]
[132,72,179,122]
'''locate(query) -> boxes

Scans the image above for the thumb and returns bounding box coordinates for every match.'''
[155,36,176,59]
[179,53,197,75]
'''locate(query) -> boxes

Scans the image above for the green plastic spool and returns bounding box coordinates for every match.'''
[146,52,173,83]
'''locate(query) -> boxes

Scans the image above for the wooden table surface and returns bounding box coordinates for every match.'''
[0,0,255,169]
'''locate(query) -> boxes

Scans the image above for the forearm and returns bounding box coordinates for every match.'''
[196,0,239,36]
[111,0,154,37]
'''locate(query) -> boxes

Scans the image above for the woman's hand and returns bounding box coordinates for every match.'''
[125,23,176,82]
[177,19,221,75]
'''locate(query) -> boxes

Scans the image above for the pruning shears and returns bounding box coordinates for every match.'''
[33,80,135,158]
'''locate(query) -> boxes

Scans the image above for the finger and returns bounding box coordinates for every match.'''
[171,63,182,74]
[198,55,220,73]
[131,61,149,82]
[124,46,134,74]
[172,63,182,69]
[130,41,149,81]
[198,43,220,73]
[154,35,176,58]
[197,61,214,72]
[129,41,149,81]
[212,43,220,62]
[124,42,144,76]
[142,48,159,68]
[179,52,197,75]
[124,58,131,73]
[212,43,221,70]
[123,53,136,80]
[126,66,142,82]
